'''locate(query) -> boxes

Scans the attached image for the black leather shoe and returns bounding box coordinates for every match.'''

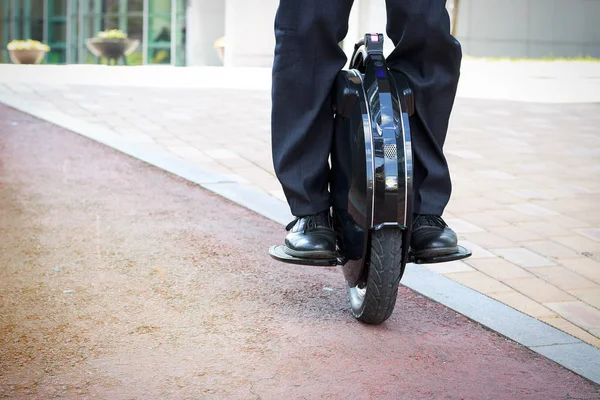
[284,210,337,259]
[410,214,458,259]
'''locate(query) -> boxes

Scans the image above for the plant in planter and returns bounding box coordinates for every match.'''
[7,39,51,64]
[85,29,140,65]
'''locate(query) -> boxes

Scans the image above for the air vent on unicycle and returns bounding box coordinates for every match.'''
[384,144,397,160]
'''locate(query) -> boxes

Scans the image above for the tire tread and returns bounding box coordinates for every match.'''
[351,228,403,324]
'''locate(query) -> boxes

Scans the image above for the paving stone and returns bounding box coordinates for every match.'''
[155,137,190,147]
[460,232,516,249]
[508,189,553,200]
[544,301,600,330]
[214,155,255,169]
[571,211,600,226]
[444,271,513,294]
[574,228,600,243]
[459,212,511,229]
[464,258,534,281]
[568,288,600,310]
[492,248,555,267]
[487,209,540,223]
[456,240,496,259]
[515,221,572,238]
[488,291,557,319]
[510,203,560,217]
[220,173,250,184]
[231,166,276,184]
[445,149,484,159]
[528,267,597,291]
[504,277,576,303]
[522,240,582,260]
[478,191,525,205]
[204,149,240,160]
[539,316,600,348]
[445,218,485,233]
[445,197,500,213]
[268,189,287,203]
[167,146,207,161]
[551,235,600,253]
[424,260,475,274]
[547,216,591,229]
[559,258,600,283]
[115,131,156,144]
[541,199,600,214]
[489,225,544,242]
[475,169,517,180]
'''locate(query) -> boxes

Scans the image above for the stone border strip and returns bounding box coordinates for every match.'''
[2,94,599,385]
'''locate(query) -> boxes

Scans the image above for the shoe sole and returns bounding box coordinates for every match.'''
[282,246,337,260]
[411,246,459,259]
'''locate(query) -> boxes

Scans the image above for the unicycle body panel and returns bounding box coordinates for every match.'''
[331,33,413,290]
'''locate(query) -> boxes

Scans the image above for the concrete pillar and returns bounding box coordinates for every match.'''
[185,0,225,66]
[223,0,278,67]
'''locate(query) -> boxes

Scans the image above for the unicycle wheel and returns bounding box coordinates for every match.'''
[347,228,404,325]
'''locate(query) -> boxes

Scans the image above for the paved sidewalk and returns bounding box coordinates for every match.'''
[2,106,599,398]
[1,62,600,350]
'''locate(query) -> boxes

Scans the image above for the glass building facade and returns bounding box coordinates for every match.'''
[0,0,186,65]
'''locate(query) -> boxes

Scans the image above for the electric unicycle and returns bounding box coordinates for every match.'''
[269,33,471,324]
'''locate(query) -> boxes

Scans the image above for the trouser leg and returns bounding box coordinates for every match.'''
[271,0,355,217]
[385,0,462,215]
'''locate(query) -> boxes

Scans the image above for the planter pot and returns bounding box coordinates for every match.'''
[9,49,47,64]
[85,38,140,64]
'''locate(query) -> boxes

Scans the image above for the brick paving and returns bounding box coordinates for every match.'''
[1,65,600,348]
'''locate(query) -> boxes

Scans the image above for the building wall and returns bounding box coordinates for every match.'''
[223,0,278,67]
[186,0,225,66]
[214,0,599,68]
[455,0,600,58]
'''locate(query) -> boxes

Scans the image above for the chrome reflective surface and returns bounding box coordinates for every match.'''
[331,70,372,287]
[331,34,413,287]
[347,282,367,312]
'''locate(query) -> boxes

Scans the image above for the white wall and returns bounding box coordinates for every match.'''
[185,0,225,66]
[191,0,600,67]
[221,0,393,68]
[456,0,600,58]
[223,0,278,67]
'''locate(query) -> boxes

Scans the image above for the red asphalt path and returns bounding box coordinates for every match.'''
[1,105,599,399]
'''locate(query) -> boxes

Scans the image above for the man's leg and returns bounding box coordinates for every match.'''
[385,0,462,257]
[271,0,355,258]
[272,0,354,217]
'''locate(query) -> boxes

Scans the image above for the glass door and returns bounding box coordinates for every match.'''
[46,0,67,63]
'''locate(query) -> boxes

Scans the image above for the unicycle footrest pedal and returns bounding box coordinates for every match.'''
[410,245,472,264]
[269,245,344,267]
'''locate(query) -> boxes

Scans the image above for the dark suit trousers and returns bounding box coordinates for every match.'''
[271,0,462,217]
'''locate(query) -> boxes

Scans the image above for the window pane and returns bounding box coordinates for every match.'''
[50,21,65,42]
[129,0,143,12]
[102,0,119,14]
[148,15,171,64]
[125,16,143,65]
[52,0,66,15]
[102,16,118,30]
[149,0,171,15]
[31,0,44,41]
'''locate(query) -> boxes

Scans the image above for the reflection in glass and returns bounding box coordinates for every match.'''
[1,0,186,66]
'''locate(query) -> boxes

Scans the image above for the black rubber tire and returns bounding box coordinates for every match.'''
[347,228,404,325]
